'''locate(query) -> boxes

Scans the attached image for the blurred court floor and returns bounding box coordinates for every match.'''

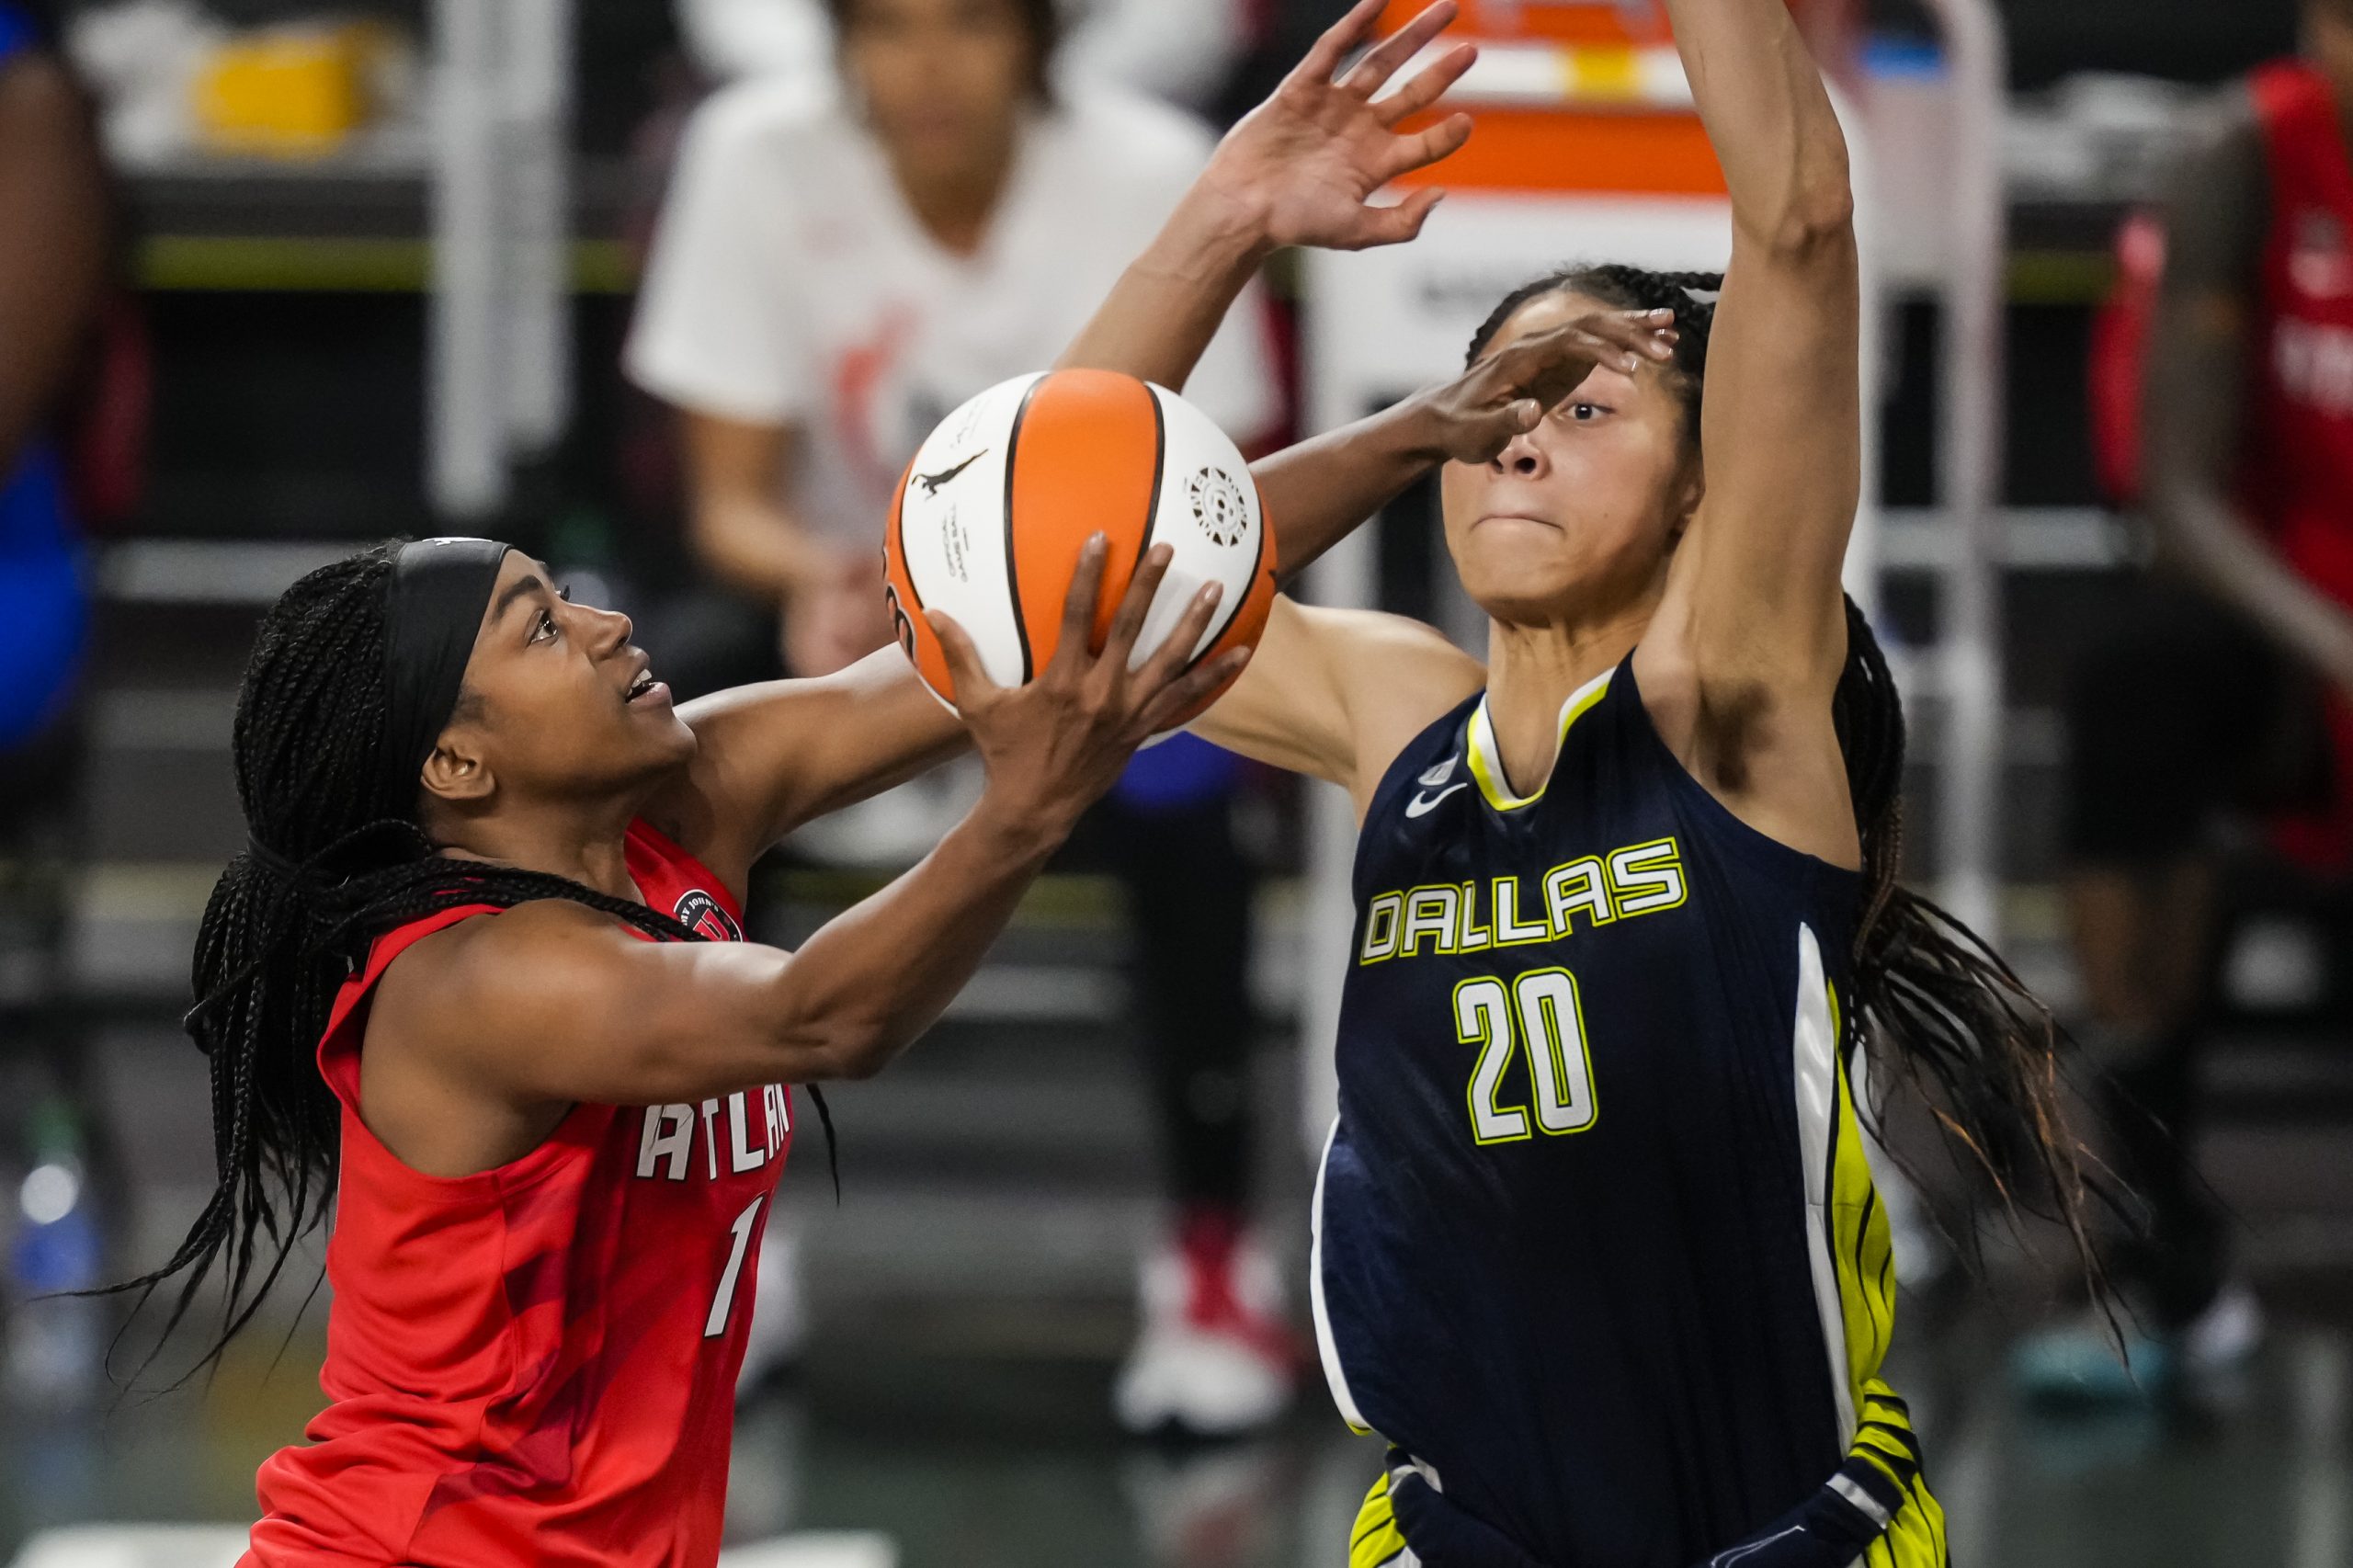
[0,1290,2350,1565]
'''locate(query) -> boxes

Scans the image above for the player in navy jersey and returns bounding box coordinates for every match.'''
[1059,0,2109,1562]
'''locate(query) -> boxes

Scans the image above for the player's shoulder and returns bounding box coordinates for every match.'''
[1043,85,1218,185]
[375,899,633,1032]
[1283,601,1486,788]
[1293,602,1485,688]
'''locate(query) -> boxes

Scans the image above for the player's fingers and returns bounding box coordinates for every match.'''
[926,610,997,708]
[1582,307,1680,360]
[1345,185,1448,251]
[1293,0,1389,86]
[1340,0,1457,99]
[1373,111,1474,186]
[1449,398,1543,464]
[1136,647,1253,739]
[1101,542,1176,671]
[1047,534,1110,676]
[1372,40,1476,126]
[1490,324,1634,400]
[1134,579,1226,697]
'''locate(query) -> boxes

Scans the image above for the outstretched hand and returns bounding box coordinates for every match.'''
[1413,311,1682,465]
[1200,0,1479,253]
[930,539,1247,840]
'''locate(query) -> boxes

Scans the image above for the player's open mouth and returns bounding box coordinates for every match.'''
[624,667,665,704]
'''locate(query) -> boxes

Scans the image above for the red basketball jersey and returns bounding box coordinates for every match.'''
[2241,62,2353,863]
[2243,61,2353,607]
[244,821,790,1567]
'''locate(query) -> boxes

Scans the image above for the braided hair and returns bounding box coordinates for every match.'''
[1469,266,2113,1290]
[115,542,834,1380]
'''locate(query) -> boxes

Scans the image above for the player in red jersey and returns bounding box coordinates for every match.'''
[178,535,1236,1567]
[119,12,1669,1560]
[2030,0,2353,1398]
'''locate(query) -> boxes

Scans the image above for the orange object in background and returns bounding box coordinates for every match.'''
[1370,0,1857,197]
[193,23,395,158]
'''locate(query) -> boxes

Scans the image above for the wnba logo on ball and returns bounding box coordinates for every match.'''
[1188,466,1248,547]
[883,368,1273,726]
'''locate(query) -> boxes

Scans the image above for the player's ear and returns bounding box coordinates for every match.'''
[1668,455,1705,546]
[419,724,495,805]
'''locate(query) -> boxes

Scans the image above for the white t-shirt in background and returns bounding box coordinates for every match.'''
[626,77,1278,550]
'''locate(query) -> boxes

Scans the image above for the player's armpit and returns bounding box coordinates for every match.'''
[1188,595,1483,813]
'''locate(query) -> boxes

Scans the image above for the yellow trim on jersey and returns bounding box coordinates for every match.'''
[1349,1471,1412,1568]
[1465,668,1614,812]
[1821,974,1949,1568]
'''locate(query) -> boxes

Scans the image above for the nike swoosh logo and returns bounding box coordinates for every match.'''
[1404,783,1469,819]
[915,449,986,495]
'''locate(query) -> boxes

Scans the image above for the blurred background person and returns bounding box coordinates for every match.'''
[0,0,114,1406]
[0,2,101,760]
[626,0,1291,1435]
[674,0,1248,115]
[2018,0,2353,1403]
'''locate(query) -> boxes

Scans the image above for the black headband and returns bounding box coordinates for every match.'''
[383,537,509,786]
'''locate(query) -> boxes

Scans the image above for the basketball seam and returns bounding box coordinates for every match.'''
[893,481,924,609]
[1141,384,1167,566]
[1002,375,1045,683]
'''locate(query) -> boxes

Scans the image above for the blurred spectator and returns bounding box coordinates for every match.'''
[2021,0,2353,1403]
[627,0,1295,1436]
[0,0,102,750]
[676,0,1245,114]
[0,0,115,1405]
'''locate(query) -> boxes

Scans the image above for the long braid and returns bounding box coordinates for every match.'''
[1469,266,2116,1296]
[108,543,717,1382]
[1836,603,2118,1285]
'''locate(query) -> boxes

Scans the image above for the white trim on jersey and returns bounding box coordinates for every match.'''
[1311,1116,1373,1436]
[1790,921,1860,1447]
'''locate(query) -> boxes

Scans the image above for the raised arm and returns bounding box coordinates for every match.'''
[1059,0,1473,402]
[1651,0,1859,693]
[644,649,968,896]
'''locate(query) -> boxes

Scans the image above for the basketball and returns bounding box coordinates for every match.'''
[882,369,1277,725]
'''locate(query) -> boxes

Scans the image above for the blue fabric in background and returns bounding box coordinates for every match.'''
[0,447,87,752]
[0,0,93,755]
[1113,729,1241,813]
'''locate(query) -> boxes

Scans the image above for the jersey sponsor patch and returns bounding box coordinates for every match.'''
[674,889,744,944]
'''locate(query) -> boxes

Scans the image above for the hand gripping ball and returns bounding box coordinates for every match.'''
[882,369,1277,727]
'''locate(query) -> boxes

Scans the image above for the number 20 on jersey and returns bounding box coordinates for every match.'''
[1457,966,1599,1145]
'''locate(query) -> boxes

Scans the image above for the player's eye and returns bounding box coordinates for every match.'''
[1563,402,1607,423]
[559,585,574,603]
[532,608,558,643]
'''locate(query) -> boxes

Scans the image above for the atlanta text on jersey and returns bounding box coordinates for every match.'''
[634,1085,793,1182]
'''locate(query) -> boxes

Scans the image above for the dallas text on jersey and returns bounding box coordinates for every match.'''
[1357,837,1688,965]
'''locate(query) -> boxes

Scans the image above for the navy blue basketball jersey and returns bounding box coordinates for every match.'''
[1314,653,1946,1568]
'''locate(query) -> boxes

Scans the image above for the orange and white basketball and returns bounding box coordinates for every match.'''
[882,369,1276,728]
